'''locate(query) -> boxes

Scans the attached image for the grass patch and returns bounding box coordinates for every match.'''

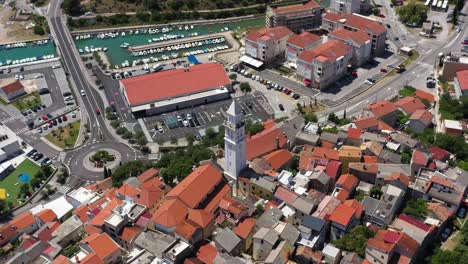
[401,50,420,67]
[45,121,81,149]
[0,96,6,105]
[63,245,80,258]
[399,85,416,97]
[274,65,292,75]
[0,159,40,204]
[11,92,41,111]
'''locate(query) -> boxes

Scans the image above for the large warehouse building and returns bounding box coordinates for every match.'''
[120,63,232,116]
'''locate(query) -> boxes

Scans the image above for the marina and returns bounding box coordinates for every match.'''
[0,39,57,67]
[73,18,264,66]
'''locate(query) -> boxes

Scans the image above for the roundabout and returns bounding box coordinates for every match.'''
[63,140,145,181]
[83,148,121,172]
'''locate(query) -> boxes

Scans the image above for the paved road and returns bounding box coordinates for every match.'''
[48,0,143,180]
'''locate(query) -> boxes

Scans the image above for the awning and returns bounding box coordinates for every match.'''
[240,55,264,68]
[304,79,311,85]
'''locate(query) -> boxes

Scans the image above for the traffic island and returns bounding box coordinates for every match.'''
[83,148,121,172]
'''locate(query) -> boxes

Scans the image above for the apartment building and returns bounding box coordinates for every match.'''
[286,32,322,67]
[322,12,387,56]
[296,40,353,90]
[244,27,293,66]
[266,0,323,33]
[329,0,371,14]
[328,28,372,66]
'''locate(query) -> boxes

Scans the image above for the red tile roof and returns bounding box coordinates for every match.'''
[219,197,249,216]
[89,199,122,227]
[410,110,433,126]
[166,162,223,208]
[329,203,357,227]
[430,175,453,189]
[412,150,429,166]
[132,187,164,209]
[456,70,468,91]
[363,155,378,163]
[1,80,24,95]
[298,40,351,63]
[323,12,344,22]
[10,212,36,233]
[85,178,112,193]
[152,199,189,228]
[395,97,426,114]
[343,199,363,219]
[233,218,256,239]
[117,184,139,197]
[274,185,299,204]
[79,253,104,264]
[415,89,435,103]
[378,120,394,131]
[135,212,152,228]
[175,219,199,241]
[272,0,320,13]
[263,149,293,170]
[287,32,321,48]
[81,233,120,261]
[427,203,454,221]
[35,209,57,223]
[0,223,17,244]
[187,209,215,228]
[325,160,342,179]
[428,146,450,161]
[336,174,359,191]
[120,226,141,243]
[335,188,350,202]
[121,63,231,106]
[197,243,218,264]
[246,127,287,160]
[312,147,339,160]
[263,119,277,130]
[52,255,72,264]
[73,205,90,223]
[398,214,433,232]
[347,128,361,140]
[84,225,102,236]
[137,168,159,183]
[344,14,386,35]
[353,116,379,130]
[384,173,410,186]
[368,100,397,118]
[204,183,231,213]
[329,28,371,45]
[368,229,419,256]
[245,27,292,42]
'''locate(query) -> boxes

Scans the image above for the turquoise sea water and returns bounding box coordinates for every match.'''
[0,40,57,66]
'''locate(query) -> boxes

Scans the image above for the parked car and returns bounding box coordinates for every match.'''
[457,207,466,218]
[62,115,68,121]
[47,113,53,119]
[27,149,37,157]
[96,109,101,115]
[41,158,52,166]
[279,104,285,111]
[80,90,86,96]
[380,68,388,73]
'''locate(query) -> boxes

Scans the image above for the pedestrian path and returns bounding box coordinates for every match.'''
[57,185,71,194]
[0,116,18,124]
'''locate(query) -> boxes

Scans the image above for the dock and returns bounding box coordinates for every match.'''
[128,34,226,52]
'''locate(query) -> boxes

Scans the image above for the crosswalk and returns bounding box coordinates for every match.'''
[57,185,71,194]
[0,116,17,124]
[14,127,30,135]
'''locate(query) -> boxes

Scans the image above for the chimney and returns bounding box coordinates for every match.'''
[75,256,80,263]
[363,164,367,170]
[276,137,280,149]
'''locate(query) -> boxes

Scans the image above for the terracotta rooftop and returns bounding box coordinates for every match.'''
[73,205,90,223]
[395,97,426,115]
[1,80,24,95]
[363,155,378,163]
[117,183,139,198]
[263,149,293,170]
[246,127,287,160]
[368,100,397,118]
[430,175,454,189]
[368,230,419,256]
[89,198,122,227]
[274,185,299,204]
[0,223,17,245]
[152,199,189,228]
[415,89,435,103]
[35,209,57,223]
[335,188,350,202]
[10,212,36,232]
[336,174,359,191]
[81,233,120,261]
[343,199,363,219]
[136,168,159,183]
[272,0,320,13]
[84,225,102,236]
[79,253,104,264]
[287,32,321,48]
[52,255,72,264]
[353,116,379,130]
[312,147,339,160]
[203,183,231,213]
[245,26,292,42]
[410,110,433,126]
[384,173,410,186]
[196,243,218,264]
[347,127,361,140]
[412,150,429,166]
[329,203,357,227]
[426,202,454,221]
[456,70,468,91]
[298,40,351,63]
[219,197,249,216]
[187,209,214,228]
[324,13,386,35]
[166,162,223,209]
[132,187,164,209]
[329,28,371,45]
[427,146,450,161]
[233,218,256,239]
[175,219,199,241]
[121,63,231,106]
[85,178,112,193]
[119,226,141,242]
[348,162,379,174]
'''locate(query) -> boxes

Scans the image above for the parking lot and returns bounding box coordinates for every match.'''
[142,93,273,141]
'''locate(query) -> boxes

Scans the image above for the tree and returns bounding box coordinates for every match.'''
[33,25,45,35]
[103,166,109,178]
[304,113,318,123]
[229,73,237,81]
[372,7,380,16]
[370,187,383,199]
[62,0,83,16]
[396,0,428,25]
[403,198,427,218]
[328,113,339,123]
[111,161,156,187]
[20,183,30,196]
[332,226,376,257]
[186,133,195,146]
[239,82,251,93]
[245,121,264,136]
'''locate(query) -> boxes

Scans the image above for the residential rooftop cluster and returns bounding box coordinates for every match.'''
[1,94,465,264]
